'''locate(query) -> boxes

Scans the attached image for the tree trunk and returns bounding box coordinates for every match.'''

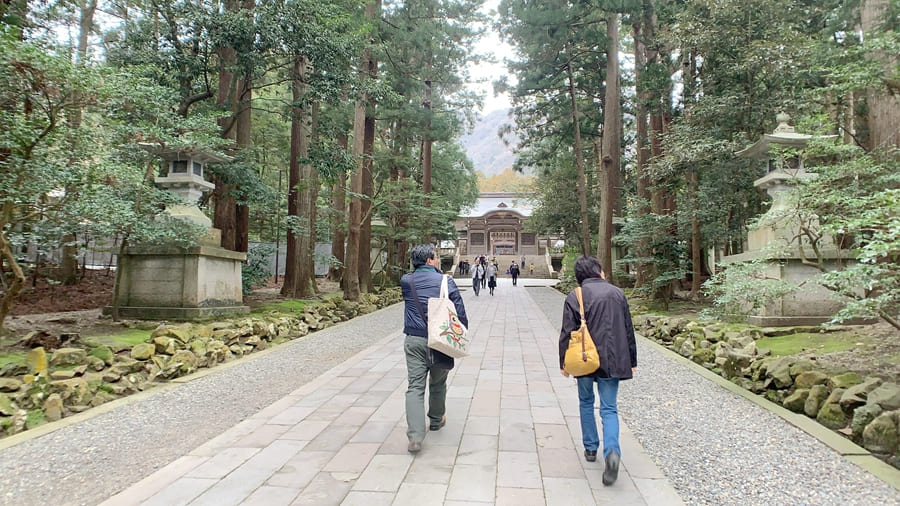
[213,0,252,253]
[60,0,98,286]
[359,81,376,292]
[689,169,702,299]
[328,134,348,284]
[234,70,251,253]
[861,0,900,150]
[633,19,651,289]
[282,55,316,298]
[345,0,379,301]
[0,203,26,330]
[597,13,620,280]
[565,43,591,257]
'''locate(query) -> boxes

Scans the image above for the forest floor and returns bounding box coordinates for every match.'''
[1,272,898,380]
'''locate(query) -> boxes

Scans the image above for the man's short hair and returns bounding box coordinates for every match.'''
[410,243,437,269]
[574,255,603,285]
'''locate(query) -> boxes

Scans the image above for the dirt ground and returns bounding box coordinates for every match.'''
[1,275,898,380]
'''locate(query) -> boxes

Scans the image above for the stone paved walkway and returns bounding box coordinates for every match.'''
[101,278,682,506]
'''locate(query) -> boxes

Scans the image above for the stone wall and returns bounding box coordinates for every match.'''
[634,314,900,468]
[0,289,402,437]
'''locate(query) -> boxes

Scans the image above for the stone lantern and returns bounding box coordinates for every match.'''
[721,114,845,326]
[104,145,249,320]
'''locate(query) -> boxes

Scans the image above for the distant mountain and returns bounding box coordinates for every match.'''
[459,108,519,177]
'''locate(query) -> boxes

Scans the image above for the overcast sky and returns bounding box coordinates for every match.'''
[468,0,515,113]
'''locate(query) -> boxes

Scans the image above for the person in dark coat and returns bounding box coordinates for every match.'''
[558,255,637,486]
[401,244,468,453]
[509,261,520,286]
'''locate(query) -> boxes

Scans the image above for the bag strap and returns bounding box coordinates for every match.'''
[439,274,449,299]
[576,287,588,358]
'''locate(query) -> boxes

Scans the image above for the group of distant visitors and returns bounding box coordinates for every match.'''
[400,243,637,487]
[463,256,535,294]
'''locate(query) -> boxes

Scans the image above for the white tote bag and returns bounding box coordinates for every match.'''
[427,275,470,358]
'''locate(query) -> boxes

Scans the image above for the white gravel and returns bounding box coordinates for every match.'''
[528,286,900,506]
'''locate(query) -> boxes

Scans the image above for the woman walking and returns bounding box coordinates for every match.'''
[558,256,637,486]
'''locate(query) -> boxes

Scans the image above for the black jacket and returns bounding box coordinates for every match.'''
[558,277,637,378]
[401,266,468,338]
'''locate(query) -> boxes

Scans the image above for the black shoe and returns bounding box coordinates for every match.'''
[584,449,597,462]
[602,451,620,486]
[429,416,446,431]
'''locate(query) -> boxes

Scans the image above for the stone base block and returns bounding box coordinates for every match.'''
[103,305,249,321]
[747,315,878,327]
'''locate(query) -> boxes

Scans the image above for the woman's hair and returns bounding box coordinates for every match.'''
[410,243,436,268]
[573,255,604,285]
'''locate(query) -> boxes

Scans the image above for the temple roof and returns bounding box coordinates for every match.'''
[460,192,534,218]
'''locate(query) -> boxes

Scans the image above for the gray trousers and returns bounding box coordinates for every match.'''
[404,335,449,441]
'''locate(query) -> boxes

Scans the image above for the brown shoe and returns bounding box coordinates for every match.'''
[408,441,422,453]
[429,416,446,431]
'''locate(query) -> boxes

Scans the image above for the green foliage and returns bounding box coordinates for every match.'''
[526,152,597,248]
[242,243,275,295]
[702,252,798,321]
[616,202,686,305]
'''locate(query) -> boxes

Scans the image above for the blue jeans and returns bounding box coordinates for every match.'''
[576,376,620,458]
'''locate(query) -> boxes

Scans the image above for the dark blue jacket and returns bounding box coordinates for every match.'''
[401,266,468,338]
[558,277,637,378]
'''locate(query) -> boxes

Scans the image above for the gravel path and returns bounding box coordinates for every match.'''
[0,305,404,506]
[528,286,900,506]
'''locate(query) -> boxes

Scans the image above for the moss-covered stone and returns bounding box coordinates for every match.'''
[794,371,829,389]
[88,345,114,365]
[829,372,863,389]
[862,411,900,454]
[852,403,883,439]
[783,389,810,413]
[50,348,87,367]
[692,348,715,365]
[765,357,794,389]
[840,377,883,412]
[0,393,16,416]
[130,343,155,360]
[868,383,900,411]
[817,401,849,429]
[788,360,816,378]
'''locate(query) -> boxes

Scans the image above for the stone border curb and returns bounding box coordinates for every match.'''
[639,334,900,492]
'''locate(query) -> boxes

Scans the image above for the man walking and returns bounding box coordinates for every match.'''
[401,244,468,453]
[510,261,520,286]
[559,256,637,486]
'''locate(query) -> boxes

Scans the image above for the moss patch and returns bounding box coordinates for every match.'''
[250,299,312,314]
[82,329,152,350]
[756,332,861,356]
[0,353,26,369]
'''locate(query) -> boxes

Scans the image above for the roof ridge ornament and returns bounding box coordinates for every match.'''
[773,112,795,134]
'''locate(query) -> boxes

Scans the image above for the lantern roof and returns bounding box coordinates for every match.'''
[735,113,835,159]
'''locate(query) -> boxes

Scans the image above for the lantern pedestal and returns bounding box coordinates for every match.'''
[104,145,248,320]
